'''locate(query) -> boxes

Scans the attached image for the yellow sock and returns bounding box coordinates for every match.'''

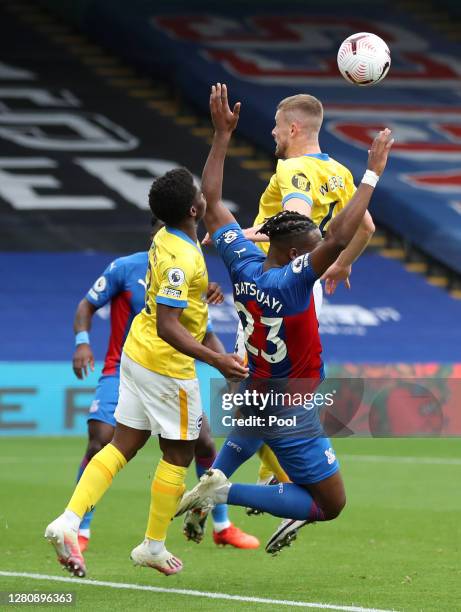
[257,444,290,484]
[67,444,127,517]
[257,458,274,482]
[146,459,187,541]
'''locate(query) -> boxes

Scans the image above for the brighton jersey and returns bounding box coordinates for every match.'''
[213,223,323,379]
[254,153,356,253]
[86,252,148,376]
[124,227,209,380]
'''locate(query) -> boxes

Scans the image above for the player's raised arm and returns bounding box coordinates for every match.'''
[202,83,241,237]
[309,128,394,277]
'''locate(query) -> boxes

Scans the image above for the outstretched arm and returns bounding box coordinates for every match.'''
[202,83,241,238]
[309,129,394,277]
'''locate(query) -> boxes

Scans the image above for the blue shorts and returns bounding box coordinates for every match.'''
[266,436,339,485]
[87,375,119,427]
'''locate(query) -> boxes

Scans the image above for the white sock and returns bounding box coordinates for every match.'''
[63,510,81,532]
[79,528,90,539]
[213,520,231,533]
[145,538,165,555]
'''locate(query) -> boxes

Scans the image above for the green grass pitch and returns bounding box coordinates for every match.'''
[1,437,460,611]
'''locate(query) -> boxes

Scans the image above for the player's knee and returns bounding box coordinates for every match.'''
[323,493,346,520]
[86,439,107,460]
[162,447,195,468]
[194,435,216,460]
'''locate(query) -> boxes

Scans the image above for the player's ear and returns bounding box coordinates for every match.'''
[288,247,298,261]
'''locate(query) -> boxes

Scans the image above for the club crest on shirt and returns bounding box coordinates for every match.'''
[167,268,185,287]
[325,448,336,465]
[291,173,310,192]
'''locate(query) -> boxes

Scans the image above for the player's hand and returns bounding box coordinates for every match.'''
[206,282,224,305]
[367,128,394,176]
[72,343,95,379]
[213,353,249,380]
[321,263,352,295]
[201,232,212,246]
[210,83,241,135]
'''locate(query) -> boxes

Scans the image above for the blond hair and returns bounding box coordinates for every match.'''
[277,94,323,132]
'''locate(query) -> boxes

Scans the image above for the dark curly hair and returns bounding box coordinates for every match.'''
[148,168,197,226]
[257,210,318,243]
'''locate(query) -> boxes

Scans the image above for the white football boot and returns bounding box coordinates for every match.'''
[265,518,308,555]
[176,469,230,516]
[130,540,183,576]
[44,515,86,577]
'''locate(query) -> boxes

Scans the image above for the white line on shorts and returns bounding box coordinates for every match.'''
[0,571,397,612]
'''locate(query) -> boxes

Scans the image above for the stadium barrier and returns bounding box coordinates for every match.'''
[39,0,461,273]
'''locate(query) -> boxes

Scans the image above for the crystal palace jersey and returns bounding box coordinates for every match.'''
[254,153,356,254]
[124,227,209,380]
[86,252,148,376]
[213,223,323,379]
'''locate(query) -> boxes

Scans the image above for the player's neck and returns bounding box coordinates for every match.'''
[263,249,287,271]
[286,140,321,158]
[174,220,198,243]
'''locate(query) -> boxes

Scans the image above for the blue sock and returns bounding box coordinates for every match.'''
[76,456,95,531]
[228,482,325,521]
[196,457,230,526]
[213,436,263,478]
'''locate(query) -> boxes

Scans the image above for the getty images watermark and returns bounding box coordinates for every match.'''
[209,377,461,438]
[220,388,335,429]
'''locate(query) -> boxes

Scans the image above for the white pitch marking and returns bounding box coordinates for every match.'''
[0,571,397,612]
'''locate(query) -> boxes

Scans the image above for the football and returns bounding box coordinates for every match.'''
[337,32,391,86]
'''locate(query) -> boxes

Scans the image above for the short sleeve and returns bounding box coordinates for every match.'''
[212,223,265,280]
[345,169,356,201]
[155,253,196,309]
[276,159,313,209]
[279,253,319,310]
[86,259,124,307]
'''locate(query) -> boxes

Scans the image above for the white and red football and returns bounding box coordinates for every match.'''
[337,32,391,86]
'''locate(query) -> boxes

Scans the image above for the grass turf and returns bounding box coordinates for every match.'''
[0,437,460,611]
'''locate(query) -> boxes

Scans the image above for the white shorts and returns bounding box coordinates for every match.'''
[115,353,203,440]
[234,279,323,360]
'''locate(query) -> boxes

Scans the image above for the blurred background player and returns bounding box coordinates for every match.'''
[176,83,394,553]
[71,217,258,552]
[45,169,249,577]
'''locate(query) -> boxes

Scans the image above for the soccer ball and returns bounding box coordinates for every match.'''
[337,32,391,86]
